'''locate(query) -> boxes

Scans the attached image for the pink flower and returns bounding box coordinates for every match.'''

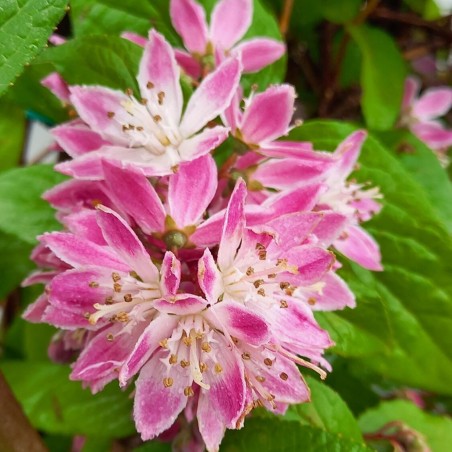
[167,0,285,78]
[54,30,241,178]
[401,76,452,165]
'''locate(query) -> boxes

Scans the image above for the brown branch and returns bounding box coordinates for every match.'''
[279,0,294,36]
[0,371,47,452]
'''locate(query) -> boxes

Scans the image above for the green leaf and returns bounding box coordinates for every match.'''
[348,24,407,130]
[221,418,371,451]
[403,0,442,20]
[359,400,452,452]
[0,0,68,96]
[291,120,452,395]
[376,129,452,233]
[45,35,143,94]
[134,441,171,452]
[285,376,363,441]
[70,0,180,46]
[0,101,25,171]
[0,164,66,244]
[0,361,135,437]
[320,0,362,24]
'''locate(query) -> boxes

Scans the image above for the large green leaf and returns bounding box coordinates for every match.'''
[285,376,363,441]
[359,400,452,452]
[221,418,371,451]
[0,164,66,244]
[45,35,143,94]
[376,129,452,233]
[0,0,68,96]
[0,101,25,171]
[0,361,135,437]
[291,120,452,395]
[348,25,407,130]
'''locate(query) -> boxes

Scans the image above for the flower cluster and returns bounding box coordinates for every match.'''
[24,0,382,450]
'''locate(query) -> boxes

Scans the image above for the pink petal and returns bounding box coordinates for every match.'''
[413,87,452,121]
[63,210,106,245]
[160,252,181,296]
[333,130,367,180]
[178,126,230,161]
[96,207,159,282]
[334,225,383,271]
[134,350,188,440]
[41,72,70,102]
[54,155,104,180]
[208,301,270,345]
[40,232,129,271]
[210,0,253,50]
[241,85,295,144]
[170,0,208,53]
[119,315,179,384]
[412,121,452,150]
[217,179,247,269]
[180,57,242,137]
[102,160,166,234]
[190,210,224,247]
[197,396,227,452]
[402,76,420,111]
[174,49,202,79]
[43,305,92,330]
[138,30,183,126]
[259,140,316,158]
[69,86,131,146]
[168,154,217,227]
[232,38,285,73]
[121,31,147,47]
[221,86,243,132]
[52,121,109,158]
[198,248,223,303]
[313,273,356,311]
[313,211,349,246]
[154,295,207,315]
[22,294,49,322]
[284,246,335,286]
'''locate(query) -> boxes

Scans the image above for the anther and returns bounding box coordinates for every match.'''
[201,342,211,352]
[264,358,273,366]
[89,281,99,288]
[180,360,190,368]
[146,81,154,89]
[268,273,277,279]
[124,294,133,302]
[215,363,223,373]
[280,300,288,308]
[159,339,168,348]
[183,337,192,346]
[308,297,317,306]
[277,258,288,266]
[184,386,194,397]
[83,312,90,319]
[280,282,290,290]
[107,111,115,118]
[259,250,267,260]
[280,372,289,381]
[256,376,266,383]
[125,88,133,96]
[157,91,165,105]
[136,126,144,131]
[163,377,173,388]
[139,98,147,105]
[241,352,251,360]
[257,288,266,296]
[153,114,162,122]
[116,312,129,322]
[253,279,264,288]
[105,296,113,305]
[112,272,121,282]
[199,362,208,373]
[169,354,178,364]
[113,283,122,293]
[246,267,254,276]
[106,333,114,342]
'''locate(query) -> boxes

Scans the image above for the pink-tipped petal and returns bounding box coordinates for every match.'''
[259,140,316,158]
[54,155,104,180]
[217,179,247,270]
[190,210,224,247]
[232,38,285,73]
[412,122,452,150]
[22,295,49,322]
[154,295,207,315]
[198,248,223,303]
[241,85,295,144]
[102,160,166,234]
[160,252,181,296]
[197,396,227,452]
[180,58,241,137]
[221,86,243,132]
[170,0,208,53]
[402,76,421,110]
[313,212,349,246]
[41,72,70,102]
[138,30,183,126]
[121,31,147,47]
[210,0,253,49]
[40,232,129,271]
[168,154,217,227]
[43,305,92,330]
[334,225,383,271]
[134,351,188,440]
[96,207,159,282]
[174,49,202,79]
[333,130,367,179]
[413,87,452,121]
[178,126,230,161]
[313,273,356,311]
[63,210,106,245]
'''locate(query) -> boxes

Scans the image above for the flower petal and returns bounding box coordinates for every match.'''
[413,87,452,121]
[332,130,367,180]
[259,140,316,158]
[334,225,383,271]
[180,57,241,137]
[313,211,349,246]
[138,30,183,126]
[412,121,452,150]
[402,76,420,111]
[41,72,70,102]
[96,207,159,282]
[63,210,106,245]
[170,0,208,53]
[217,179,247,270]
[102,160,166,234]
[134,350,188,440]
[174,49,202,79]
[312,273,356,311]
[160,252,181,296]
[232,37,285,73]
[121,31,147,47]
[168,154,217,227]
[154,295,207,315]
[178,126,230,162]
[210,0,253,49]
[22,294,49,322]
[198,248,223,303]
[241,85,295,144]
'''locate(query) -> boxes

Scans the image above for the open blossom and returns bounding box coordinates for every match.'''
[54,30,241,178]
[401,76,452,165]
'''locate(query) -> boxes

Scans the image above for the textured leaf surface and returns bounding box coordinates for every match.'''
[0,361,135,437]
[0,101,25,171]
[0,0,68,96]
[291,120,452,395]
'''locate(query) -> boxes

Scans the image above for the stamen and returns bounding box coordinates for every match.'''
[184,386,194,397]
[124,294,133,302]
[146,81,154,89]
[280,372,288,381]
[163,377,173,388]
[169,354,178,364]
[215,363,223,373]
[89,281,99,288]
[201,342,211,352]
[107,111,115,118]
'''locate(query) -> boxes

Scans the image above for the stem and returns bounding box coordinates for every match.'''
[279,0,294,36]
[0,371,47,452]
